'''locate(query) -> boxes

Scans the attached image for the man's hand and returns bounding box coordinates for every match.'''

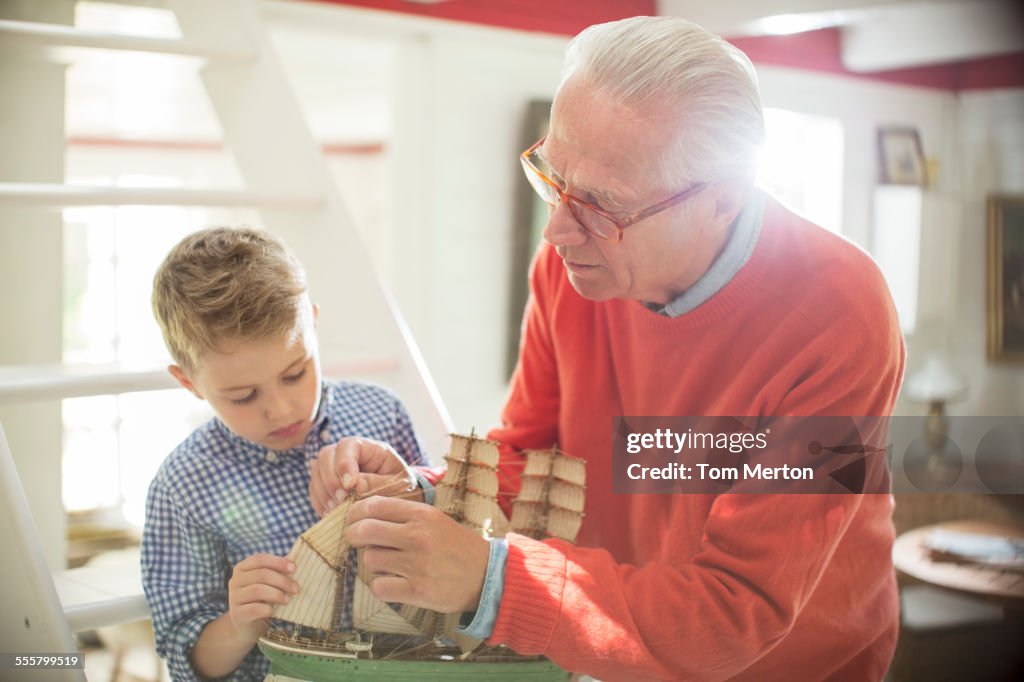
[226,554,297,644]
[346,496,490,614]
[310,437,420,517]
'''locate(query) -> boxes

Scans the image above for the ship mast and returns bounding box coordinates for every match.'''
[510,447,586,542]
[433,432,504,536]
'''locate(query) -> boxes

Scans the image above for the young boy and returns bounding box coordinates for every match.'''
[142,226,425,681]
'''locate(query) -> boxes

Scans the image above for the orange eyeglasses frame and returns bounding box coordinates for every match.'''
[519,136,706,243]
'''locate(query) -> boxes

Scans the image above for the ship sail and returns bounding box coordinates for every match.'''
[510,448,586,542]
[274,540,340,630]
[351,578,422,635]
[272,495,423,636]
[272,498,354,630]
[434,434,503,531]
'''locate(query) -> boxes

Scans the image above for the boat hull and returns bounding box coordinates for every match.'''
[258,638,570,681]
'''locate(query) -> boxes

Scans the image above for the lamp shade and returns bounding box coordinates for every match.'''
[903,354,968,403]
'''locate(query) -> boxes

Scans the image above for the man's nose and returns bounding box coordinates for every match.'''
[542,199,587,247]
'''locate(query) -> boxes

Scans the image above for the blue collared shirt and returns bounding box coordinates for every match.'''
[141,379,424,681]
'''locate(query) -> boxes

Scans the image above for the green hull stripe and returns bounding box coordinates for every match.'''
[259,643,569,681]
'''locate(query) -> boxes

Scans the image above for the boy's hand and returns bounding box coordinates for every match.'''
[309,437,420,517]
[226,554,298,644]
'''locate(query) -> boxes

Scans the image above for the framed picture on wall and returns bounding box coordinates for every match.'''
[987,194,1024,362]
[506,99,552,378]
[877,126,926,186]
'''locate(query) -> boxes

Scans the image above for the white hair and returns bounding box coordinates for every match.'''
[557,16,765,187]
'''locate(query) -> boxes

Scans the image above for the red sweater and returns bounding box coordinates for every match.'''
[486,197,905,681]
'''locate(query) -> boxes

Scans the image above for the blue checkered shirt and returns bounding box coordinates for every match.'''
[141,379,424,681]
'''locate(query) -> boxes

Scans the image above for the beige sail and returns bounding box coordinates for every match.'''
[272,540,339,630]
[486,499,511,538]
[511,449,586,543]
[302,499,354,563]
[397,604,461,638]
[465,466,499,497]
[547,507,583,542]
[352,579,422,636]
[435,433,506,533]
[517,479,584,511]
[522,449,585,485]
[552,455,586,486]
[551,481,584,512]
[270,499,354,629]
[447,434,500,468]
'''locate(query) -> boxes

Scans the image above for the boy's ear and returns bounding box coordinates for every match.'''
[312,302,320,327]
[168,365,204,400]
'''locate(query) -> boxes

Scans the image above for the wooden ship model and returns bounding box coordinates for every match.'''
[257,433,586,681]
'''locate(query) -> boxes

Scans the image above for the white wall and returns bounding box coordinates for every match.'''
[413,36,566,437]
[266,1,568,440]
[756,66,960,249]
[951,88,1024,416]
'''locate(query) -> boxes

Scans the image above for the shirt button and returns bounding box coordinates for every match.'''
[265,450,279,463]
[320,428,331,443]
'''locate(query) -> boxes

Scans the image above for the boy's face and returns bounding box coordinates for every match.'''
[171,306,323,452]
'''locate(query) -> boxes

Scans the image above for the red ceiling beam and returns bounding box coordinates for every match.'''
[306,2,1023,92]
[728,28,1024,92]
[308,0,656,36]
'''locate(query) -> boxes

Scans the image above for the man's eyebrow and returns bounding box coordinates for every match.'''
[584,186,625,212]
[542,152,625,212]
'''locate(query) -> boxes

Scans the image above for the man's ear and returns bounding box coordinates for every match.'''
[709,179,750,230]
[312,302,320,328]
[168,365,203,400]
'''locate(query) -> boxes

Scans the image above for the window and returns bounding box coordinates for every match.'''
[62,2,392,527]
[757,108,844,234]
[62,191,257,525]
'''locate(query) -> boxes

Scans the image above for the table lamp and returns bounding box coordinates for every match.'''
[904,353,968,470]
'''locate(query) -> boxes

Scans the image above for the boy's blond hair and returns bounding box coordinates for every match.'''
[152,226,308,373]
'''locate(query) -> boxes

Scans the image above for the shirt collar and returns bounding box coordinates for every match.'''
[645,188,765,318]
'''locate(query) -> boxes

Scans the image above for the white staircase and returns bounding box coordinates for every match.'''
[0,0,451,640]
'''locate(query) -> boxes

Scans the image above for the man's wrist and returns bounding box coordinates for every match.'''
[455,537,508,639]
[414,470,436,505]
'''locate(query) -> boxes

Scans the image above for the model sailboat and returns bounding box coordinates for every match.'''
[257,433,585,681]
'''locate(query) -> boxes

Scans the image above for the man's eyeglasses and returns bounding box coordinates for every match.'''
[519,137,705,243]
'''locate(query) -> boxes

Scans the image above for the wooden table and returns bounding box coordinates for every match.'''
[893,520,1024,607]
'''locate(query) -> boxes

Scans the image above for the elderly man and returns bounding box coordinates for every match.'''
[311,15,903,681]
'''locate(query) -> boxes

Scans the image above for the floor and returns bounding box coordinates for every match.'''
[80,627,167,682]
